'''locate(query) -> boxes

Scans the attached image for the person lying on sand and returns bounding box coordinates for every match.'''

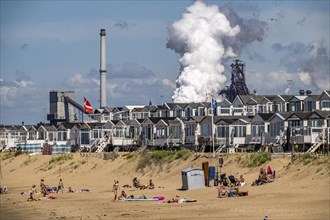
[167,195,180,203]
[67,187,90,193]
[118,190,134,199]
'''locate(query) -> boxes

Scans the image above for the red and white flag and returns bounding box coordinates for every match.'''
[84,97,93,114]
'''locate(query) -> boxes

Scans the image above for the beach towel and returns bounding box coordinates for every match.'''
[119,198,158,201]
[153,196,165,200]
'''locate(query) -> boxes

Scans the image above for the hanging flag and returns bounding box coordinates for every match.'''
[84,97,93,114]
[212,98,217,115]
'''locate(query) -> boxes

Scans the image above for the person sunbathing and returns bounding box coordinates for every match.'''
[67,187,74,193]
[148,179,155,189]
[217,183,228,198]
[239,175,246,186]
[118,190,134,200]
[252,168,269,186]
[133,177,141,188]
[167,195,180,203]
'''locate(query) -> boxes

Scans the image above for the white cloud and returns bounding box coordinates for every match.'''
[298,72,312,86]
[247,70,320,95]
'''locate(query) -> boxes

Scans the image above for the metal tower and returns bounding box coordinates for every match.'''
[220,59,250,102]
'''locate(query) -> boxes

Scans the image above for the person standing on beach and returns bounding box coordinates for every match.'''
[112,180,120,201]
[57,179,64,193]
[40,179,47,197]
[28,185,37,201]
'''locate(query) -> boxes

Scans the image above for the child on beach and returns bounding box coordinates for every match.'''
[112,180,120,201]
[56,179,64,193]
[27,185,37,201]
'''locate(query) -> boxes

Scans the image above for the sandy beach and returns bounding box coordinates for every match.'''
[0,152,329,220]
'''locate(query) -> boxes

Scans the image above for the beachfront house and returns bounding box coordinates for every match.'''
[168,117,185,147]
[319,90,330,111]
[217,99,232,116]
[250,113,274,145]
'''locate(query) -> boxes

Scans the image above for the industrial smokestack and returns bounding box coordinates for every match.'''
[100,29,107,108]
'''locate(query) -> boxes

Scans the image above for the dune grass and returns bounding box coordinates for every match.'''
[238,152,271,167]
[1,150,27,160]
[136,149,191,171]
[49,153,73,165]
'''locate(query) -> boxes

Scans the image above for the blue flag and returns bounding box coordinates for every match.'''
[212,98,217,109]
[212,99,217,116]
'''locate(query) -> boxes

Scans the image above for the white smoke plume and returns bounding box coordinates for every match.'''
[167,1,240,103]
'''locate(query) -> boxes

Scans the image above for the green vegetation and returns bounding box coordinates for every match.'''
[39,153,73,171]
[239,152,271,167]
[125,153,136,160]
[295,153,329,166]
[22,157,37,166]
[49,153,73,165]
[136,149,192,171]
[1,150,27,160]
[14,150,25,157]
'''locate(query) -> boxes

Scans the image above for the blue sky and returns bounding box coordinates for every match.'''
[1,0,329,125]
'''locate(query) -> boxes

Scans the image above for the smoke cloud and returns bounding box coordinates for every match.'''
[221,4,268,55]
[167,1,268,103]
[167,1,240,102]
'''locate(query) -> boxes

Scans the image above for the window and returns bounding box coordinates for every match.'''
[201,123,210,136]
[232,125,246,137]
[308,119,324,127]
[176,109,181,117]
[220,108,230,114]
[305,101,315,111]
[321,100,330,108]
[288,120,301,128]
[217,124,229,138]
[81,131,90,145]
[252,122,265,137]
[198,107,205,116]
[186,108,191,117]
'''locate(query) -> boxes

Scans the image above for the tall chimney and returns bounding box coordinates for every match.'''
[100,29,107,108]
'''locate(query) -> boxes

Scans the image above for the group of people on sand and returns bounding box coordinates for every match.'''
[251,166,275,186]
[27,178,65,201]
[217,173,247,198]
[112,179,157,201]
[133,177,155,190]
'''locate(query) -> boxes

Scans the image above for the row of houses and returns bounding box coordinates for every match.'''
[1,109,329,153]
[89,90,330,122]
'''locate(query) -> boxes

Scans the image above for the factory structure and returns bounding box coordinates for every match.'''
[1,29,329,155]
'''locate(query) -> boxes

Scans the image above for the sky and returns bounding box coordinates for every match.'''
[0,0,329,125]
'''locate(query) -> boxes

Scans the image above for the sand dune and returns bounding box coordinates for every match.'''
[0,152,329,220]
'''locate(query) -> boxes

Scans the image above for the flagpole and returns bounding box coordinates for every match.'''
[211,96,215,158]
[212,107,215,158]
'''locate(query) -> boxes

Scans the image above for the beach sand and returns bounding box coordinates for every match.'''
[0,152,329,220]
